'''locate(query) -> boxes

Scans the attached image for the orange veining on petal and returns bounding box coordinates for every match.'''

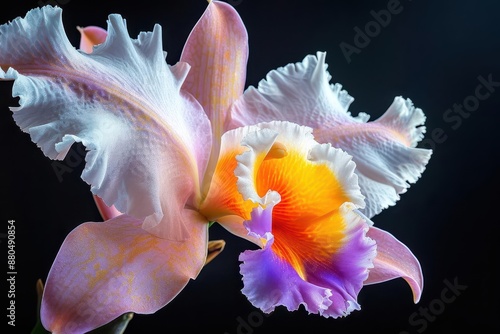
[256,149,350,280]
[180,1,248,182]
[199,147,256,221]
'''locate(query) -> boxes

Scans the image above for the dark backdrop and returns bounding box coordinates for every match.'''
[1,0,500,333]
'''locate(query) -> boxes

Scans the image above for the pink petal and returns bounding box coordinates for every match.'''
[93,195,122,220]
[77,26,107,53]
[180,0,248,178]
[0,6,212,240]
[365,226,423,303]
[41,213,208,333]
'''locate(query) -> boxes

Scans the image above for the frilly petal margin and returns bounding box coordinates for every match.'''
[41,213,208,334]
[228,51,432,218]
[235,121,365,212]
[76,31,124,224]
[239,203,376,318]
[364,225,424,303]
[239,234,335,315]
[0,6,212,240]
[232,121,376,317]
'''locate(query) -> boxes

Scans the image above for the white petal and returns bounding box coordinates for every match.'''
[229,51,356,130]
[1,6,212,240]
[228,52,432,218]
[324,98,432,217]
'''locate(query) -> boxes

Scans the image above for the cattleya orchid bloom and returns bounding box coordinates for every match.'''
[0,1,431,333]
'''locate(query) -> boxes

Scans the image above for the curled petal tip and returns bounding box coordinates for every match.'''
[365,227,424,304]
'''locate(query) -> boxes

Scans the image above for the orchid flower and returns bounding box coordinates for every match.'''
[0,2,431,334]
[225,51,433,313]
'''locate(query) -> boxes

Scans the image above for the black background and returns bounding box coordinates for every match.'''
[2,0,500,333]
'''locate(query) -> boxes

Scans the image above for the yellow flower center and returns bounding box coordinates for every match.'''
[256,148,350,280]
